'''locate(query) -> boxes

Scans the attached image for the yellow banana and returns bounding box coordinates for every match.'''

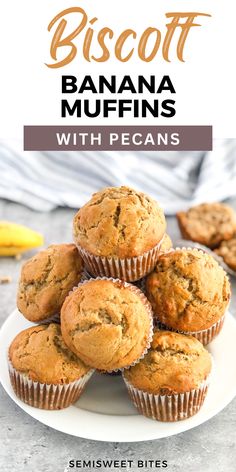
[0,221,44,256]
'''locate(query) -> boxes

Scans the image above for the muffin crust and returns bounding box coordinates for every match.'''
[177,203,236,248]
[159,233,172,253]
[9,324,90,384]
[123,330,212,394]
[146,249,230,331]
[215,238,236,271]
[73,186,166,258]
[61,279,152,371]
[17,244,84,322]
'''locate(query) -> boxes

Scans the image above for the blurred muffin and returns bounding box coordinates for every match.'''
[215,238,236,271]
[177,202,236,248]
[8,324,93,409]
[159,233,172,252]
[123,330,212,421]
[73,186,166,281]
[145,248,230,344]
[17,244,84,323]
[61,278,153,372]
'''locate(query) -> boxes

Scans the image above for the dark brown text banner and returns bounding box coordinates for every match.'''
[24,126,212,151]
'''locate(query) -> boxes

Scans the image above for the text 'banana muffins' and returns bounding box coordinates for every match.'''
[8,324,93,409]
[123,330,212,421]
[73,186,167,281]
[17,244,84,323]
[61,278,153,372]
[177,202,236,248]
[146,248,230,344]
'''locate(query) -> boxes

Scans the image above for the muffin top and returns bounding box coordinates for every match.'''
[215,238,236,271]
[146,249,230,331]
[123,330,212,394]
[61,279,152,371]
[9,324,90,384]
[17,244,84,322]
[177,202,236,248]
[73,186,166,258]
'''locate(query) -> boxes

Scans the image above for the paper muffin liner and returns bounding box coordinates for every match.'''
[8,361,94,410]
[76,235,165,282]
[79,269,93,282]
[68,277,154,373]
[123,375,210,422]
[153,314,226,346]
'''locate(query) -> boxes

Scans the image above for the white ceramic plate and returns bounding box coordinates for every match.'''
[1,310,236,442]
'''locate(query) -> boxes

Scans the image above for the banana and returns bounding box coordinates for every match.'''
[0,221,44,256]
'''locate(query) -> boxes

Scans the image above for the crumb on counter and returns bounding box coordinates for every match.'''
[0,276,12,284]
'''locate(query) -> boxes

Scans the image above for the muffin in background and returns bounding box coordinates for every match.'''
[145,248,230,344]
[159,233,172,253]
[17,243,84,323]
[123,330,212,422]
[8,324,93,409]
[177,202,236,249]
[73,186,167,281]
[61,278,153,372]
[215,237,236,271]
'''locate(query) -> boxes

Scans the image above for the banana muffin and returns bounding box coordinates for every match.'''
[177,202,236,249]
[61,278,153,371]
[123,330,212,421]
[17,244,84,323]
[73,186,166,281]
[159,233,172,253]
[8,324,93,409]
[215,237,236,271]
[145,248,230,344]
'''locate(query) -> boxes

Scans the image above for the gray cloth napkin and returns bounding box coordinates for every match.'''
[1,139,236,214]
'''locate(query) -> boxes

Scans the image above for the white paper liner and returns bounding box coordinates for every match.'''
[123,375,210,422]
[8,361,94,410]
[153,314,226,346]
[76,235,166,282]
[66,277,154,373]
[79,269,93,282]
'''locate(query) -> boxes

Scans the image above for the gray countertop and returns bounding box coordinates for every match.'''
[1,201,236,472]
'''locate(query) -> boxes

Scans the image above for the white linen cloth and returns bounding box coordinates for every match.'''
[0,139,236,214]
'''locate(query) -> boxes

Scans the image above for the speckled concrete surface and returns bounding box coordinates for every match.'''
[1,201,236,472]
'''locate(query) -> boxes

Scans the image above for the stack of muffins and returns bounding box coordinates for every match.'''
[8,187,231,422]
